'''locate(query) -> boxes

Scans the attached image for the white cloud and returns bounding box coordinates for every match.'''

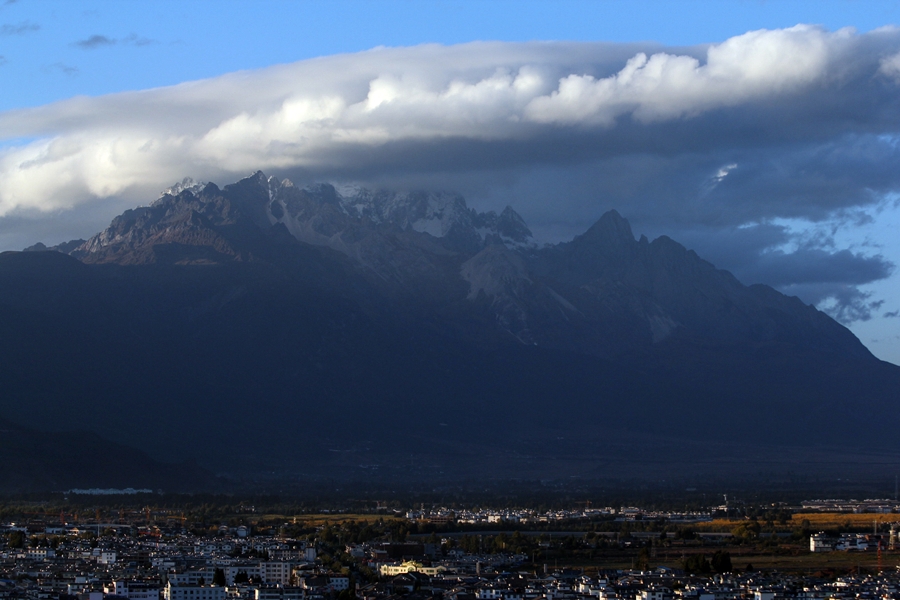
[714,164,738,182]
[0,26,894,220]
[879,50,900,80]
[525,25,846,124]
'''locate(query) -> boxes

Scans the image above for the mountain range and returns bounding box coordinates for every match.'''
[3,171,899,490]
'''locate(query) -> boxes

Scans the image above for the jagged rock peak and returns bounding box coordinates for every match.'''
[582,209,635,245]
[495,205,534,244]
[157,172,535,243]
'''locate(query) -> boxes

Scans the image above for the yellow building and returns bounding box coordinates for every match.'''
[378,561,446,577]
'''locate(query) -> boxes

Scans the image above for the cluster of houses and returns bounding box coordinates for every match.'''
[800,500,900,514]
[0,524,346,600]
[3,502,900,600]
[357,570,900,600]
[408,509,711,526]
[808,532,896,553]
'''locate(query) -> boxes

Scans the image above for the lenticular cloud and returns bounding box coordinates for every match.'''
[0,24,898,219]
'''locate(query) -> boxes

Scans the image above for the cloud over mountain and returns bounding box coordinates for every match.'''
[2,25,900,321]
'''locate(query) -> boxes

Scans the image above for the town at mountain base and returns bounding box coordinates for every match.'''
[2,171,898,489]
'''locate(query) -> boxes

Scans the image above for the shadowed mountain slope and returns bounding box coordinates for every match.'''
[2,172,897,484]
[0,416,218,493]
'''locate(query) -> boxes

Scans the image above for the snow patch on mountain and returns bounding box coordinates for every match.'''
[546,287,580,314]
[264,176,536,251]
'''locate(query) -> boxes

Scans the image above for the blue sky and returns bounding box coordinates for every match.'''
[3,0,900,364]
[3,1,900,112]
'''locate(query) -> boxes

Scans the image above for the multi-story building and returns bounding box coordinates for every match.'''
[164,583,225,600]
[106,580,161,600]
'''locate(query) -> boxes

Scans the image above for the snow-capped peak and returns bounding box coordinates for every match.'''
[161,177,207,198]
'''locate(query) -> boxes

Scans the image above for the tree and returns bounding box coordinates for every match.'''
[711,551,732,573]
[682,554,711,575]
[213,569,226,587]
[731,520,761,541]
[7,531,24,549]
[460,535,479,554]
[635,547,651,571]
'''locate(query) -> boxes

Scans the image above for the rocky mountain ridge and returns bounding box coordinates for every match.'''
[56,171,864,360]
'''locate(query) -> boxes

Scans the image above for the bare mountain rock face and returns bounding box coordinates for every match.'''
[3,171,898,487]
